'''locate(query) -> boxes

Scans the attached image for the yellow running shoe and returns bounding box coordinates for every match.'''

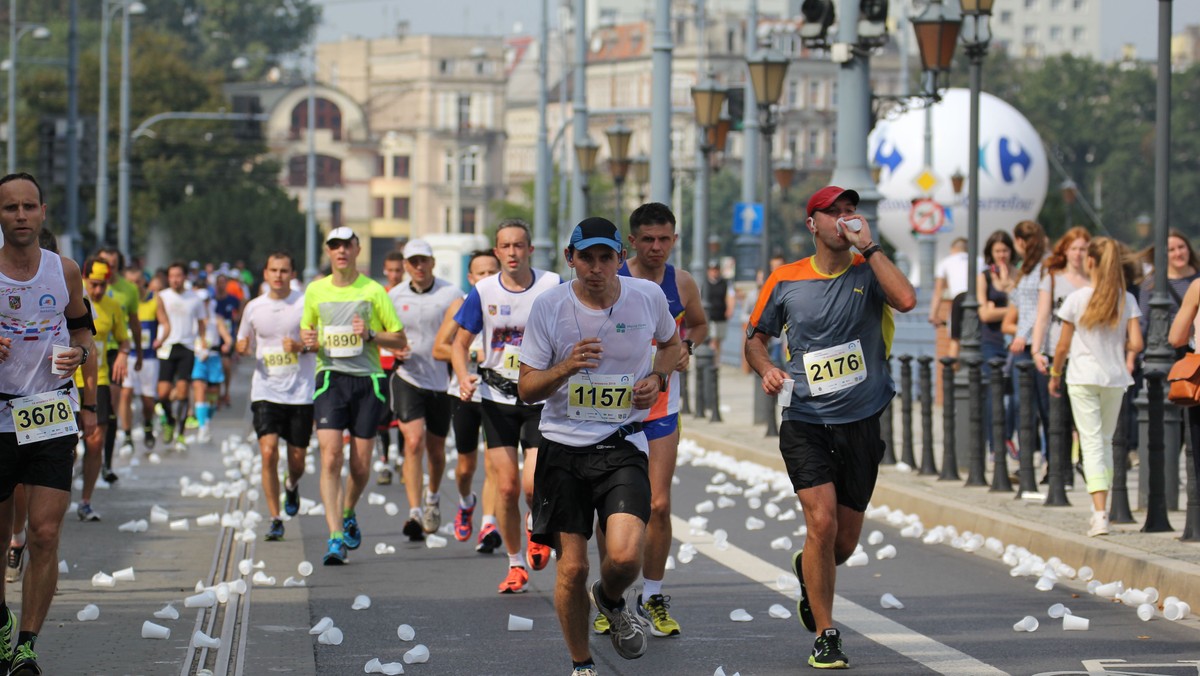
[592,611,610,635]
[639,594,681,637]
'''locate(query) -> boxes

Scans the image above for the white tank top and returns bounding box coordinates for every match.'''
[446,294,485,401]
[0,250,74,432]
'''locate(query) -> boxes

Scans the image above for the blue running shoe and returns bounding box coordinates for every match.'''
[265,519,285,542]
[283,482,300,517]
[323,537,348,565]
[343,514,362,550]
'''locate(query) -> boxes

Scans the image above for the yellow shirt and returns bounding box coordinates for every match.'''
[75,294,129,388]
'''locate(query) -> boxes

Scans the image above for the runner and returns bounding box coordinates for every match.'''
[117,267,169,456]
[593,202,706,638]
[301,227,407,565]
[451,219,561,593]
[376,250,406,485]
[96,247,141,479]
[74,258,133,522]
[190,285,234,443]
[237,252,316,542]
[211,274,241,409]
[432,250,500,548]
[0,172,97,676]
[745,186,915,669]
[387,239,463,538]
[156,261,207,451]
[519,216,682,672]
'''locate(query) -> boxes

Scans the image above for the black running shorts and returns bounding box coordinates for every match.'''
[313,371,388,440]
[251,400,315,449]
[389,376,452,437]
[0,431,76,500]
[530,435,650,546]
[778,412,886,512]
[480,399,542,451]
[157,344,196,384]
[451,398,483,454]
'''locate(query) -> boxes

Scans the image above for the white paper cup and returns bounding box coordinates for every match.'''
[1137,603,1156,622]
[192,630,221,648]
[184,590,217,608]
[777,379,795,408]
[153,603,179,620]
[196,513,220,527]
[425,534,448,548]
[880,593,905,610]
[169,518,190,531]
[768,603,792,619]
[1121,589,1149,606]
[309,617,334,635]
[507,614,533,631]
[364,658,383,674]
[317,627,344,645]
[141,621,170,639]
[298,561,314,577]
[91,572,115,588]
[845,551,869,567]
[1077,565,1094,581]
[729,608,753,622]
[1035,575,1055,592]
[76,604,100,621]
[867,530,884,545]
[252,571,276,586]
[379,663,404,676]
[352,594,371,610]
[384,502,400,516]
[1062,614,1090,631]
[402,644,429,664]
[769,536,792,550]
[876,545,897,560]
[112,567,136,582]
[58,559,69,574]
[396,624,416,641]
[149,505,170,523]
[1094,581,1123,598]
[283,576,306,587]
[51,344,72,376]
[1047,603,1070,619]
[1165,601,1191,621]
[1013,616,1039,632]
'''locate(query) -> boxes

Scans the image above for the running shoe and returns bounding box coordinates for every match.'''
[476,523,501,553]
[265,519,285,542]
[1088,511,1110,537]
[421,490,441,534]
[161,422,174,445]
[102,467,119,484]
[0,605,14,674]
[174,438,188,453]
[454,499,475,542]
[526,529,551,571]
[77,503,101,522]
[376,467,393,485]
[638,594,681,637]
[143,427,156,451]
[589,579,647,660]
[5,544,25,583]
[323,537,348,566]
[592,612,610,635]
[572,666,598,676]
[118,442,134,457]
[283,482,300,517]
[402,518,426,542]
[792,549,816,633]
[342,513,362,550]
[197,425,212,444]
[185,415,200,430]
[809,628,849,669]
[8,640,40,675]
[498,565,529,594]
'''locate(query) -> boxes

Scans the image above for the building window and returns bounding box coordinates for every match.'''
[458,94,471,131]
[439,59,450,74]
[1049,25,1062,41]
[392,197,409,220]
[1024,26,1037,42]
[1024,0,1036,8]
[462,149,480,185]
[375,156,385,177]
[373,197,385,219]
[807,130,819,157]
[461,207,477,234]
[393,155,410,178]
[290,98,343,141]
[1073,0,1085,8]
[1000,10,1013,24]
[330,200,343,228]
[1073,26,1085,42]
[787,79,798,108]
[1050,0,1063,9]
[288,154,342,187]
[808,80,821,108]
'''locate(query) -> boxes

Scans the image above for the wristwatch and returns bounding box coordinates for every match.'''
[652,371,669,392]
[861,243,883,260]
[365,329,377,343]
[682,339,695,355]
[81,404,97,412]
[77,345,90,365]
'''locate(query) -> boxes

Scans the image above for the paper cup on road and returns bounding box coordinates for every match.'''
[352,594,371,610]
[76,604,100,621]
[238,559,254,576]
[58,559,69,574]
[402,644,430,664]
[1013,616,1039,632]
[154,603,179,620]
[91,572,115,588]
[284,576,306,587]
[769,536,792,550]
[196,513,220,527]
[396,624,416,641]
[867,530,884,545]
[169,519,190,531]
[379,663,404,676]
[192,630,221,648]
[1077,566,1094,581]
[368,492,386,505]
[364,658,383,674]
[51,344,72,375]
[880,593,904,610]
[1094,581,1123,598]
[1062,614,1090,631]
[252,571,276,586]
[149,505,170,523]
[1121,589,1149,606]
[1035,575,1055,592]
[507,614,533,631]
[777,379,795,408]
[768,603,792,619]
[141,621,171,639]
[1165,601,1191,621]
[317,627,344,645]
[1047,603,1070,619]
[425,534,448,548]
[310,617,335,635]
[113,567,136,582]
[298,561,314,577]
[729,608,753,622]
[1137,603,1157,622]
[845,551,869,567]
[384,502,400,516]
[184,590,217,609]
[875,545,897,560]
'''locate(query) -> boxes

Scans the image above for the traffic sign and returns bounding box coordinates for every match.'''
[910,198,946,235]
[733,202,763,236]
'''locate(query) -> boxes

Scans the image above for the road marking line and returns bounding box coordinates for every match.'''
[670,515,1006,675]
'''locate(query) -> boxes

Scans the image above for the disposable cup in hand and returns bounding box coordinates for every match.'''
[1062,614,1089,631]
[837,217,862,233]
[1013,616,1039,632]
[507,614,533,631]
[403,644,430,664]
[141,621,171,639]
[51,344,72,376]
[777,379,794,408]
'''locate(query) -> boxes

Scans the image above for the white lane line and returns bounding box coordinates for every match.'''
[670,515,1006,676]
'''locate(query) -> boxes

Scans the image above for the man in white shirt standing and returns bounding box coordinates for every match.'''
[519,217,682,674]
[237,252,316,542]
[387,240,463,539]
[156,261,206,451]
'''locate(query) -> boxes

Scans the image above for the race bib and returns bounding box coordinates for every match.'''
[567,373,634,423]
[802,340,867,396]
[156,342,173,360]
[324,325,363,358]
[10,390,78,445]
[497,344,521,380]
[263,350,299,376]
[193,338,210,361]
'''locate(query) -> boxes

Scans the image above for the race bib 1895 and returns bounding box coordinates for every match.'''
[324,325,363,358]
[567,373,634,423]
[802,340,866,396]
[10,389,78,444]
[263,350,300,376]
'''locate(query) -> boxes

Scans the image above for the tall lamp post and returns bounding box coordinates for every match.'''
[605,119,632,225]
[574,138,599,219]
[747,49,789,275]
[629,154,650,204]
[96,0,145,243]
[5,13,50,173]
[690,73,726,280]
[774,158,795,254]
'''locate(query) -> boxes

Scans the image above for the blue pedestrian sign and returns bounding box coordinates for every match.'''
[733,202,763,236]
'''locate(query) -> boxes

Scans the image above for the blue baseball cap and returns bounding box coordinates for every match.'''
[569,217,623,252]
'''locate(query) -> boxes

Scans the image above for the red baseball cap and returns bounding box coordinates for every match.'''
[806,186,860,218]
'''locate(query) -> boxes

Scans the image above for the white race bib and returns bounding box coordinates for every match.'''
[497,344,521,380]
[156,343,173,360]
[324,325,363,358]
[567,373,634,423]
[802,340,867,396]
[193,338,210,361]
[263,350,300,377]
[10,389,78,445]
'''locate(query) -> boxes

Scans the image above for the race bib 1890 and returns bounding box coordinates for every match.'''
[567,373,634,423]
[324,325,363,358]
[10,389,78,444]
[802,340,866,396]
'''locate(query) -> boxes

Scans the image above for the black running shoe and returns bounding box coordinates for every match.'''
[265,519,285,541]
[103,467,119,484]
[792,549,816,633]
[9,640,41,675]
[0,606,14,674]
[402,518,426,542]
[283,481,300,517]
[809,628,848,669]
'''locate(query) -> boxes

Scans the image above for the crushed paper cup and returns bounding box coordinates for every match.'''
[880,593,904,610]
[352,594,372,610]
[396,624,416,641]
[76,604,100,621]
[729,608,753,622]
[153,603,179,620]
[141,621,170,639]
[309,617,334,635]
[768,603,792,619]
[507,614,533,631]
[149,505,170,523]
[283,576,307,587]
[875,545,897,560]
[402,644,429,664]
[252,571,276,586]
[1047,603,1071,619]
[192,630,221,648]
[769,536,792,550]
[318,627,344,645]
[378,663,404,675]
[91,572,116,588]
[425,534,448,548]
[118,519,149,533]
[1013,616,1039,632]
[695,500,715,513]
[368,492,386,505]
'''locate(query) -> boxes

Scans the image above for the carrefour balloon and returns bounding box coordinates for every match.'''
[867,88,1049,287]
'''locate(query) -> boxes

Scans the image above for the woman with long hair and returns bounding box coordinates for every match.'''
[1049,237,1143,537]
[978,230,1016,456]
[1139,229,1200,348]
[1001,221,1049,460]
[1168,272,1200,526]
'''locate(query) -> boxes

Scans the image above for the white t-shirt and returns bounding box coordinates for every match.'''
[520,277,676,455]
[159,288,206,348]
[1056,288,1140,388]
[236,290,316,405]
[389,278,463,392]
[1038,272,1089,357]
[934,252,978,298]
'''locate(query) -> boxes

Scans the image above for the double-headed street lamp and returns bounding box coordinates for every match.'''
[747,49,789,276]
[574,137,599,217]
[96,0,146,243]
[690,72,726,279]
[6,7,50,173]
[605,119,632,225]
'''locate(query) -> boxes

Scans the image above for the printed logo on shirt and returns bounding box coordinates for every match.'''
[8,296,20,310]
[488,304,498,316]
[615,322,648,334]
[500,305,511,316]
[854,287,864,295]
[39,294,56,312]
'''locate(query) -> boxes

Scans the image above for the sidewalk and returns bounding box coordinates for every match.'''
[679,365,1200,608]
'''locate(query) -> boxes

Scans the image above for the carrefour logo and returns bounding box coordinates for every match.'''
[982,137,1033,184]
[873,140,903,176]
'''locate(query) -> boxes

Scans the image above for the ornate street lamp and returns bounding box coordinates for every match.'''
[1061,179,1077,230]
[691,73,727,279]
[630,154,650,204]
[747,49,789,274]
[605,119,632,223]
[574,137,599,217]
[709,114,732,172]
[911,0,962,97]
